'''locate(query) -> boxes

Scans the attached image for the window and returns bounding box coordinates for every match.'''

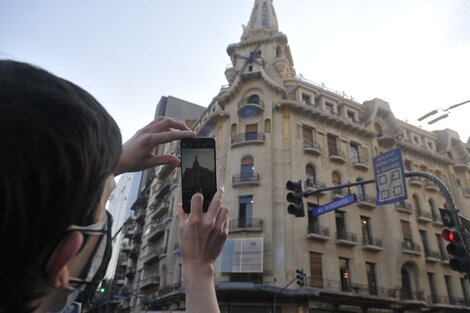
[347,110,357,122]
[241,155,254,176]
[445,275,455,303]
[339,258,351,291]
[332,171,341,185]
[264,119,271,133]
[401,268,412,300]
[350,143,359,160]
[436,233,446,259]
[356,178,366,200]
[419,230,430,252]
[427,141,434,150]
[262,2,269,27]
[401,220,412,246]
[302,93,312,106]
[310,252,323,288]
[248,94,260,104]
[366,263,378,295]
[276,46,283,58]
[404,160,412,171]
[327,134,338,155]
[231,123,237,137]
[461,277,470,303]
[325,102,334,114]
[374,123,383,137]
[428,273,437,302]
[447,152,454,160]
[245,124,258,140]
[412,194,420,212]
[308,203,319,234]
[361,216,372,244]
[238,195,253,227]
[306,165,316,187]
[413,136,420,144]
[336,211,346,236]
[303,126,313,144]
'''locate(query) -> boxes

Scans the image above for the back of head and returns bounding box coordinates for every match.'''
[0,60,122,312]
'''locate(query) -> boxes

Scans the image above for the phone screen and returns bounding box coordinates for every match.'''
[180,138,217,213]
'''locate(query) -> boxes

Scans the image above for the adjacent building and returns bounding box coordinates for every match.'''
[118,1,470,313]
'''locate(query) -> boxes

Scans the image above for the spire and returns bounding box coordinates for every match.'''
[242,0,279,40]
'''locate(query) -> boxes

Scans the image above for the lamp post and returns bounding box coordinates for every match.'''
[418,99,470,125]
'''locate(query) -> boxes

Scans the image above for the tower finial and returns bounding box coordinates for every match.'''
[242,0,279,40]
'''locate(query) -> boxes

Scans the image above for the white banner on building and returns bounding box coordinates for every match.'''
[218,238,263,273]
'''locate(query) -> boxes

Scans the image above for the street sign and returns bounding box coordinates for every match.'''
[439,208,456,228]
[372,148,408,205]
[311,194,357,217]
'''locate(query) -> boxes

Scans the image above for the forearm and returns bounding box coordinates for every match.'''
[183,262,220,313]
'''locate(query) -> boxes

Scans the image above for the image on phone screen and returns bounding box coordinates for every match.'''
[181,138,217,213]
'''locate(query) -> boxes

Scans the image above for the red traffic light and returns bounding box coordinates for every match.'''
[442,228,460,242]
[286,180,302,192]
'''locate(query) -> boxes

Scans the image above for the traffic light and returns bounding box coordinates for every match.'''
[442,227,470,273]
[99,287,106,294]
[296,268,305,287]
[286,180,305,217]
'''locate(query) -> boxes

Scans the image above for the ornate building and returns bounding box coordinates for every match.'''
[119,1,470,313]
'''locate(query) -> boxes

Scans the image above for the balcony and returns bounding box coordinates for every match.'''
[304,179,327,196]
[231,132,266,147]
[146,223,165,242]
[173,242,181,256]
[362,237,383,251]
[136,209,146,225]
[121,242,131,253]
[140,275,160,290]
[318,279,397,298]
[132,231,142,243]
[424,182,439,192]
[377,134,395,146]
[424,249,441,263]
[454,162,469,172]
[150,199,170,220]
[428,294,465,306]
[336,231,358,246]
[462,187,470,198]
[402,240,421,255]
[237,97,264,115]
[303,141,322,156]
[306,224,330,241]
[399,289,425,302]
[328,149,346,164]
[417,209,433,223]
[357,195,377,209]
[158,162,176,180]
[331,188,348,200]
[125,265,136,279]
[129,247,139,261]
[142,248,160,265]
[352,156,369,171]
[123,225,135,238]
[232,172,260,187]
[408,177,423,187]
[395,201,412,214]
[228,218,264,232]
[431,210,443,226]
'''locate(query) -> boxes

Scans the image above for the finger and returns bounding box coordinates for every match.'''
[151,155,181,167]
[206,185,224,219]
[215,206,229,231]
[146,118,192,134]
[188,193,204,221]
[146,131,195,147]
[176,203,188,226]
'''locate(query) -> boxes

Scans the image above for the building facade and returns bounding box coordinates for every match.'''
[118,1,470,313]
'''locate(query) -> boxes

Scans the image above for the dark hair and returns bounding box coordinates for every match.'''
[0,60,122,313]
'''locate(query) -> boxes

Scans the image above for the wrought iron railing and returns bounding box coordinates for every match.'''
[362,237,383,247]
[336,231,357,242]
[238,97,265,109]
[232,172,260,184]
[307,224,330,237]
[305,179,326,190]
[329,148,345,159]
[352,156,369,166]
[228,218,264,230]
[303,141,321,151]
[402,240,421,253]
[231,132,266,145]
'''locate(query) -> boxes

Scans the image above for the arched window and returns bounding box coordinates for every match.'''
[332,171,341,185]
[248,94,260,104]
[306,165,316,187]
[276,46,283,58]
[264,119,271,133]
[262,2,269,27]
[231,123,237,137]
[241,155,254,177]
[374,123,383,137]
[356,178,366,200]
[401,268,412,300]
[404,160,412,171]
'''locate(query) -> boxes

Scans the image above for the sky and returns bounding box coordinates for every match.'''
[1,0,469,143]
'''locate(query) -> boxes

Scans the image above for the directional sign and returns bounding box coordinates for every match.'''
[439,208,456,228]
[312,194,357,217]
[373,148,408,205]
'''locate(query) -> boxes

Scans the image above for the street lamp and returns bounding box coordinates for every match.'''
[418,99,470,125]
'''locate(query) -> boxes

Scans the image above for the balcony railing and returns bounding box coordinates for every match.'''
[424,181,438,192]
[140,275,160,289]
[462,187,470,197]
[305,179,326,194]
[417,209,433,223]
[431,209,442,224]
[408,177,423,187]
[424,249,441,262]
[146,222,165,242]
[307,224,330,238]
[238,97,265,110]
[331,188,348,199]
[328,148,346,163]
[303,141,322,156]
[352,156,369,170]
[402,240,421,254]
[362,237,383,249]
[316,279,397,298]
[232,172,260,186]
[428,294,469,306]
[231,132,266,146]
[395,201,412,213]
[400,289,425,301]
[336,231,358,243]
[228,218,264,231]
[357,194,377,209]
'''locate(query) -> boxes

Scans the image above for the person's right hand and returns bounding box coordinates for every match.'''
[176,186,229,268]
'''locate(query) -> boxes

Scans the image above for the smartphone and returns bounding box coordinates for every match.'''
[180,138,217,213]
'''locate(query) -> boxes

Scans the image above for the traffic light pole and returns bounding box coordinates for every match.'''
[303,171,462,228]
[273,277,298,313]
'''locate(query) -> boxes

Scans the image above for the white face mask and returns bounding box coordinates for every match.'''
[48,212,113,313]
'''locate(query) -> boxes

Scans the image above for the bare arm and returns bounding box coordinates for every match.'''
[177,187,229,313]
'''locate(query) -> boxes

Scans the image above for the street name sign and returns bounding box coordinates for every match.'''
[373,148,408,205]
[311,194,357,217]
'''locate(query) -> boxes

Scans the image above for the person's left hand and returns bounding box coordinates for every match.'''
[114,117,195,176]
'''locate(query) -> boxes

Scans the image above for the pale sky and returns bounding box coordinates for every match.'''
[1,0,469,142]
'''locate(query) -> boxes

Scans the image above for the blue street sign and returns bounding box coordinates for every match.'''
[373,148,408,205]
[312,194,357,217]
